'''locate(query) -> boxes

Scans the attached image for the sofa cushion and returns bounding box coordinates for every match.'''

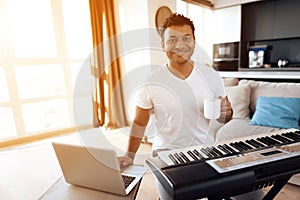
[223,78,239,87]
[250,96,300,129]
[226,85,251,119]
[216,119,281,142]
[238,80,300,115]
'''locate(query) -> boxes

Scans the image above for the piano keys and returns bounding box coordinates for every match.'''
[158,128,300,166]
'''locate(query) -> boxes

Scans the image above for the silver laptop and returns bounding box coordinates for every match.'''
[52,142,148,196]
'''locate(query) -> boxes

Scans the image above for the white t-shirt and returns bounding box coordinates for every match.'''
[136,63,226,150]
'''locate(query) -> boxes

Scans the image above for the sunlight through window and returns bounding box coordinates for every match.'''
[6,0,57,58]
[0,0,93,141]
[14,64,66,99]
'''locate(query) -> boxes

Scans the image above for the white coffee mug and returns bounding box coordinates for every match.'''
[204,98,221,119]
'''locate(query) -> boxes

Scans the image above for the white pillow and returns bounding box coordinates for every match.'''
[226,84,251,119]
[239,80,300,114]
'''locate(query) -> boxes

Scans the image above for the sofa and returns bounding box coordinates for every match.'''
[211,78,300,186]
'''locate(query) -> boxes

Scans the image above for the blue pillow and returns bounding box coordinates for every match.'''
[250,96,300,129]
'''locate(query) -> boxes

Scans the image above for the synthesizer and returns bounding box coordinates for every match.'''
[146,129,300,199]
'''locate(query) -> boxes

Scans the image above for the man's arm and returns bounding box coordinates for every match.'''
[118,106,151,167]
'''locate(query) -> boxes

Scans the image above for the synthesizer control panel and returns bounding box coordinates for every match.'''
[206,144,300,173]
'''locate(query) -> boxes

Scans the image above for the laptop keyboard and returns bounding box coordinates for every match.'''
[122,175,136,189]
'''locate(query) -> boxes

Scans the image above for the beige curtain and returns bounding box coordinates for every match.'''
[89,0,129,129]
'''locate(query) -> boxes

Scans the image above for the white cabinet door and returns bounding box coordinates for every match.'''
[213,5,241,44]
[214,0,262,9]
[214,0,241,9]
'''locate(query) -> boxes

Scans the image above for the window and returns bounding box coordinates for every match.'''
[176,0,214,61]
[0,0,93,141]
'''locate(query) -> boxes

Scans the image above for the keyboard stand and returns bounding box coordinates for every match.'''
[262,175,292,200]
[205,176,292,200]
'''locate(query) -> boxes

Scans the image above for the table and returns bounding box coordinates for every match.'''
[40,176,141,200]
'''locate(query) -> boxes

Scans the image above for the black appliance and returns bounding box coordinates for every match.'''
[213,42,239,71]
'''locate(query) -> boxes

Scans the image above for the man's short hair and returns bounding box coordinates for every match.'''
[159,13,195,41]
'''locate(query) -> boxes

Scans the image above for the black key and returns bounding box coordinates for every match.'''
[282,133,299,142]
[187,150,199,161]
[265,136,281,145]
[206,147,218,158]
[193,149,205,160]
[174,153,185,163]
[211,146,224,156]
[179,152,190,162]
[252,139,266,147]
[245,139,261,148]
[224,144,237,154]
[235,142,248,151]
[239,141,253,150]
[257,137,272,146]
[229,142,238,151]
[263,137,276,145]
[289,132,300,140]
[230,142,244,152]
[295,131,300,136]
[272,134,292,144]
[248,139,264,148]
[271,135,286,143]
[236,142,246,150]
[201,148,213,158]
[269,136,284,144]
[217,144,231,155]
[279,134,294,142]
[168,154,179,165]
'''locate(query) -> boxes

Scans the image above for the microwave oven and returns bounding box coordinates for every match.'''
[213,42,239,71]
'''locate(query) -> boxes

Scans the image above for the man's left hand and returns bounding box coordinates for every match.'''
[218,96,233,123]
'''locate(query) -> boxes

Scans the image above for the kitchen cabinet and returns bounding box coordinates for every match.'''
[241,0,275,41]
[274,0,300,39]
[242,0,300,41]
[213,5,241,44]
[213,0,261,9]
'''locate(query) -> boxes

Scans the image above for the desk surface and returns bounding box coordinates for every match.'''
[40,176,141,200]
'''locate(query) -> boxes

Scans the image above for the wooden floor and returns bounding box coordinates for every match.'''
[265,184,300,200]
[0,129,299,200]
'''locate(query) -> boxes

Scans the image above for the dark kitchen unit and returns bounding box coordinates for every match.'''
[240,0,300,71]
[213,42,239,71]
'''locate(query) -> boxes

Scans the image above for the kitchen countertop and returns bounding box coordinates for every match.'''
[218,70,300,80]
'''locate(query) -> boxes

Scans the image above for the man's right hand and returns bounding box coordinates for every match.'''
[118,155,133,168]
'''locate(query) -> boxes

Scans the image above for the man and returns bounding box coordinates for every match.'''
[119,13,232,165]
[119,13,249,199]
